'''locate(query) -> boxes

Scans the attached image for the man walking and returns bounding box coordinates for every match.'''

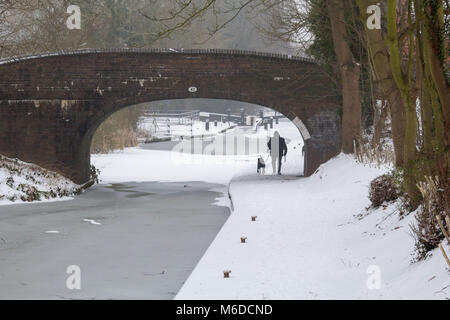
[267,131,288,175]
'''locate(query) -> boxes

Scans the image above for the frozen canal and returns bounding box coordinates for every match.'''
[0,181,229,299]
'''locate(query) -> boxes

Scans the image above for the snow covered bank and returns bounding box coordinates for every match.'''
[176,154,449,299]
[0,155,81,206]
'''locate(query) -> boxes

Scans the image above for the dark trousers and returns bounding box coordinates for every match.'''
[278,156,283,173]
[272,156,283,174]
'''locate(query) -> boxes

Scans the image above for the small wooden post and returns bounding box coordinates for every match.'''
[439,244,450,267]
[445,216,450,240]
[223,270,231,278]
[436,216,450,244]
[436,215,450,267]
[251,216,257,221]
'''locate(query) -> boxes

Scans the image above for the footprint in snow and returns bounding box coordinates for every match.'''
[83,219,102,226]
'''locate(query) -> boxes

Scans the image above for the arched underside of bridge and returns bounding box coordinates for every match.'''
[0,49,341,184]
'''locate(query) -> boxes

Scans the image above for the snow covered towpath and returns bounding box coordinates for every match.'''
[176,154,449,299]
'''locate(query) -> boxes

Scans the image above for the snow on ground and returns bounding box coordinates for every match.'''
[0,155,81,206]
[91,148,254,185]
[93,119,304,184]
[176,154,450,300]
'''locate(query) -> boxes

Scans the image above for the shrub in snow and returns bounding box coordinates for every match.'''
[410,175,449,261]
[0,154,82,204]
[90,165,101,184]
[369,174,401,208]
[6,176,14,187]
[17,184,41,202]
[354,135,395,167]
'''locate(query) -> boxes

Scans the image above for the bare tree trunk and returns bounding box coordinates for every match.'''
[386,0,421,207]
[327,0,362,154]
[388,87,407,166]
[356,0,406,167]
[421,3,450,167]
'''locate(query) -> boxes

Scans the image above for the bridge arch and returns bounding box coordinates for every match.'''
[0,49,341,184]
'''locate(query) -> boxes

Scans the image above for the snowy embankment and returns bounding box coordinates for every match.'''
[0,155,81,206]
[176,154,449,299]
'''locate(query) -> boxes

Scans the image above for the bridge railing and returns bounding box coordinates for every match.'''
[142,110,200,119]
[0,48,316,66]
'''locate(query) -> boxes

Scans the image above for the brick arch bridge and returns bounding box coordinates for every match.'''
[0,49,341,184]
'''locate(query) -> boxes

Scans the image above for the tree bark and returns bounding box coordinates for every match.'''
[421,2,450,166]
[386,0,421,207]
[327,0,362,154]
[356,0,406,167]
